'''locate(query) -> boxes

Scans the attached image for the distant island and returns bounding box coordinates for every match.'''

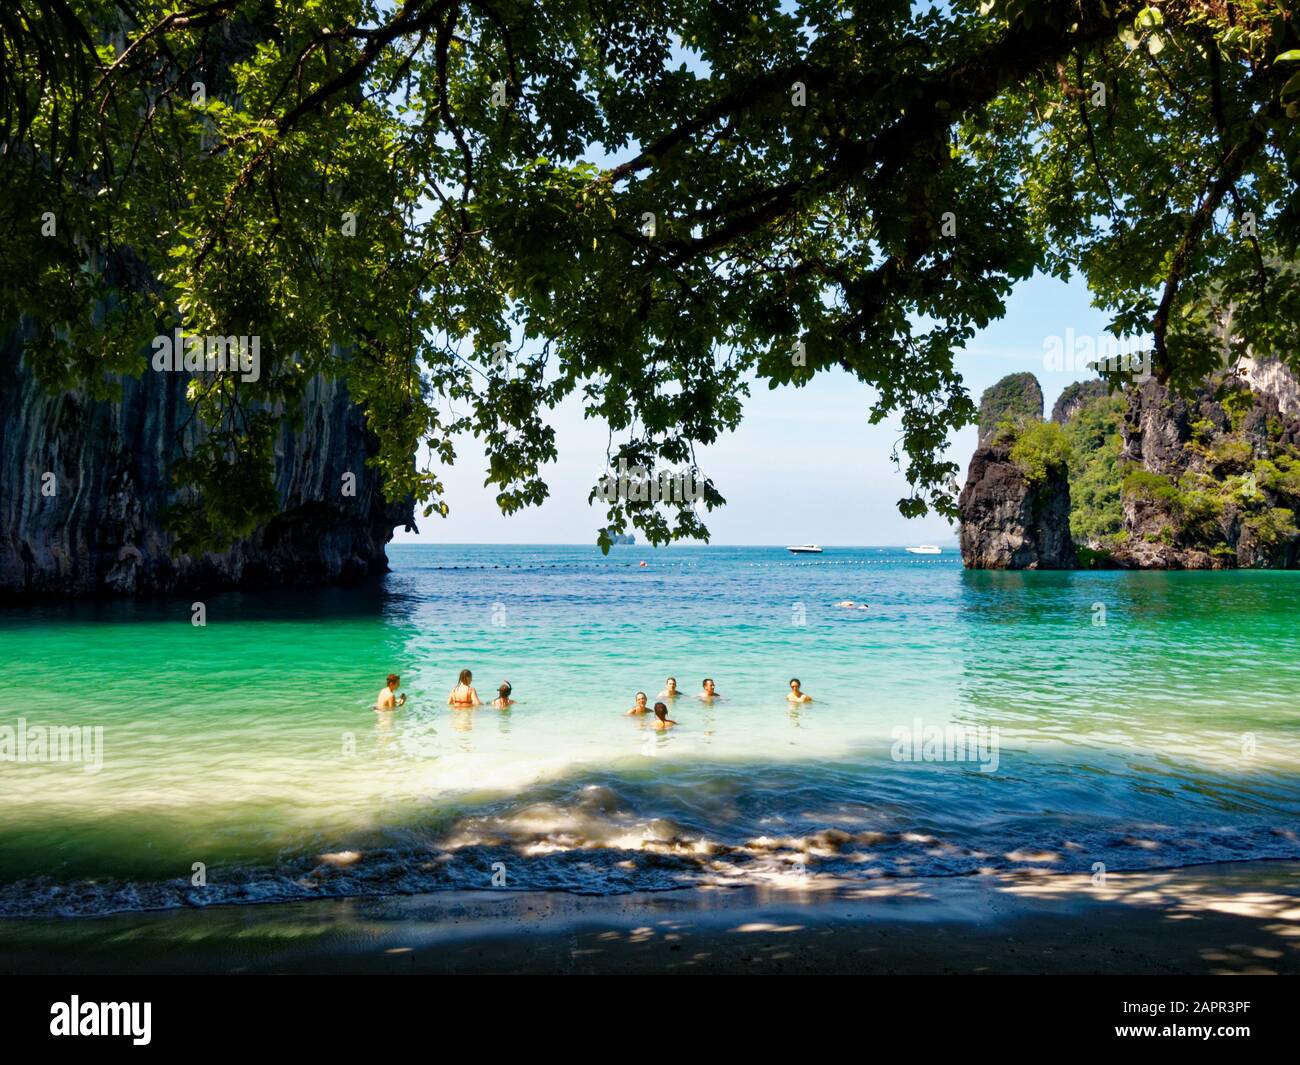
[603,532,636,545]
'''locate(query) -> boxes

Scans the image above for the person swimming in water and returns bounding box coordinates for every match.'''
[375,673,407,711]
[787,678,812,704]
[625,691,650,715]
[491,681,515,709]
[698,678,719,701]
[658,677,678,700]
[651,702,677,730]
[448,669,481,707]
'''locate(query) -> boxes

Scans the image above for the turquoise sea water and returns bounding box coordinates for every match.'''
[0,544,1298,916]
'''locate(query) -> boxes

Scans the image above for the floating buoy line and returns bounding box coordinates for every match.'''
[424,557,957,571]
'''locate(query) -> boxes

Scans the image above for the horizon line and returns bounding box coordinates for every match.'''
[389,541,962,548]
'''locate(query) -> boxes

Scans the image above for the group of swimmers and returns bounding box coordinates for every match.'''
[376,671,813,723]
[624,677,812,729]
[444,669,516,709]
[376,669,513,712]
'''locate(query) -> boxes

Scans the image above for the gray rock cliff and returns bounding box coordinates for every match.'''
[1,345,414,600]
[958,439,1078,569]
[960,373,1077,569]
[1051,379,1109,425]
[1114,373,1300,569]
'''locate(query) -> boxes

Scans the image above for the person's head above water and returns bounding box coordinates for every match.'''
[459,669,472,685]
[654,702,669,720]
[635,691,647,706]
[665,677,677,691]
[702,678,715,693]
[498,681,512,699]
[789,678,801,691]
[387,674,400,690]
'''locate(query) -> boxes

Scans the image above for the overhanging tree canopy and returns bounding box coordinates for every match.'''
[3,0,1298,550]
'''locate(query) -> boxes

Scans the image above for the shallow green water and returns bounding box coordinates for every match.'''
[0,545,1297,915]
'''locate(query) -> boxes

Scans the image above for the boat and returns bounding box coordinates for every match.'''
[787,544,823,554]
[906,545,941,555]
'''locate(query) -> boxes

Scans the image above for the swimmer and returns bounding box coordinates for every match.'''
[835,600,855,608]
[448,669,481,707]
[626,691,650,715]
[658,677,679,700]
[375,673,407,711]
[787,678,812,704]
[491,681,515,709]
[698,678,719,701]
[652,702,677,730]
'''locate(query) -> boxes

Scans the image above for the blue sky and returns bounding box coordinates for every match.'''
[395,269,1115,547]
[397,7,1123,548]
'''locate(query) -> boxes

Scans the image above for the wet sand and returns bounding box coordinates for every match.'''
[1,860,1297,975]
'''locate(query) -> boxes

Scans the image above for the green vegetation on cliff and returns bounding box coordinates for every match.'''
[1005,420,1071,485]
[967,369,1300,568]
[1121,461,1297,555]
[1061,393,1126,549]
[979,374,1044,443]
[1256,453,1300,497]
[1039,373,1300,566]
[1110,382,1300,565]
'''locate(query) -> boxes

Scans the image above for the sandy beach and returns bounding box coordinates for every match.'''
[1,859,1296,975]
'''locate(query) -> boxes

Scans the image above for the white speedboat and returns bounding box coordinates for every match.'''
[787,544,823,554]
[906,545,941,555]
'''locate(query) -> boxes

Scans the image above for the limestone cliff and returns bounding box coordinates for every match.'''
[960,364,1300,570]
[958,443,1077,569]
[1112,374,1300,569]
[959,374,1078,569]
[0,345,414,600]
[1237,354,1300,419]
[1051,379,1108,425]
[975,371,1044,446]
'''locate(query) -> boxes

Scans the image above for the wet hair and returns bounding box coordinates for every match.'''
[789,678,800,687]
[635,691,647,701]
[654,702,669,719]
[498,682,512,698]
[387,674,400,686]
[459,669,472,685]
[666,676,676,685]
[702,678,714,687]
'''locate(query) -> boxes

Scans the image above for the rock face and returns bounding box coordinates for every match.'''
[961,373,1076,569]
[958,440,1078,569]
[1113,374,1300,569]
[1237,354,1300,418]
[1051,379,1109,425]
[0,346,414,600]
[960,361,1300,571]
[1113,378,1204,569]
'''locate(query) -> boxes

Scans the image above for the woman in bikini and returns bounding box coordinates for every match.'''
[448,669,482,707]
